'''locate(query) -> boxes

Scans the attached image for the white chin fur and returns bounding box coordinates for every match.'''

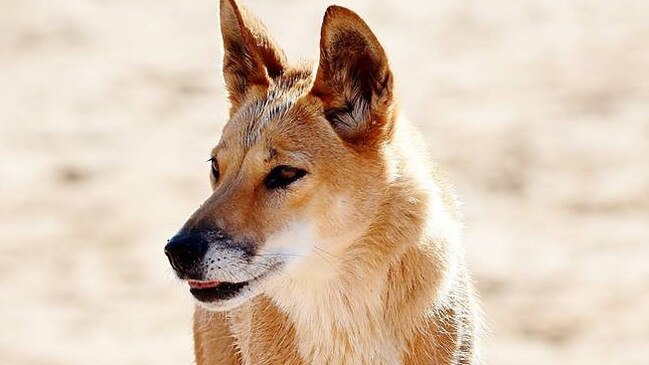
[194,289,257,312]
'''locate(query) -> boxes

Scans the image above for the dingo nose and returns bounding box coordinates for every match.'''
[164,233,208,278]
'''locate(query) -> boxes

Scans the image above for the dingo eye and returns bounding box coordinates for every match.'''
[208,157,220,181]
[265,165,307,189]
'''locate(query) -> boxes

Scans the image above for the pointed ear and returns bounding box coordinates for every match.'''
[220,0,287,111]
[309,6,395,145]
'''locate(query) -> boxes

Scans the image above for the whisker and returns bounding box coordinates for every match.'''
[314,245,343,260]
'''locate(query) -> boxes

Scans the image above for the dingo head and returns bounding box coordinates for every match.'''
[165,0,397,310]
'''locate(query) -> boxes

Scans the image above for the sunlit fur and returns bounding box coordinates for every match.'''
[189,0,482,364]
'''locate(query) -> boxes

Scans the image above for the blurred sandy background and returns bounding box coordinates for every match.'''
[1,0,648,364]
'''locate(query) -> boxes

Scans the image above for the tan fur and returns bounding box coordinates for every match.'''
[184,1,482,364]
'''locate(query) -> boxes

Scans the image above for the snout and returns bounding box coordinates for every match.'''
[164,227,285,309]
[164,232,208,279]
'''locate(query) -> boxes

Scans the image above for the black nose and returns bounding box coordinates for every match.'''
[164,232,209,278]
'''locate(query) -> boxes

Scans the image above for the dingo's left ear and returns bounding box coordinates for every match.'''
[220,0,287,112]
[310,6,395,146]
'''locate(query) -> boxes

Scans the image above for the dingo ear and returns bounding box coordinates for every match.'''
[220,0,287,112]
[310,6,395,146]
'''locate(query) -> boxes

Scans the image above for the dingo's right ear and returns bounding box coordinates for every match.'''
[310,6,395,146]
[220,0,287,113]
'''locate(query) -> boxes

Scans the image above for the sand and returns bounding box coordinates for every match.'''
[1,0,647,364]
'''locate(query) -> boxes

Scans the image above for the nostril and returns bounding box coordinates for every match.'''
[164,233,209,274]
[164,247,181,271]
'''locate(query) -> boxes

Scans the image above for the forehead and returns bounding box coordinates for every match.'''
[219,66,316,153]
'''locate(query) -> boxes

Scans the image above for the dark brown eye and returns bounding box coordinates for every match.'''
[208,158,220,181]
[264,165,307,189]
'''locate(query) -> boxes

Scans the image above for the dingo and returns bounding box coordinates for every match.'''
[165,0,481,363]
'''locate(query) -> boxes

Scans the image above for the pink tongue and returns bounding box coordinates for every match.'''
[188,280,221,289]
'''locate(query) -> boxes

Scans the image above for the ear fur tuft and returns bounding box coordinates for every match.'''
[310,6,395,145]
[220,0,287,111]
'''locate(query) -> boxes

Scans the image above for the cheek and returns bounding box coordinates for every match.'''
[258,179,376,258]
[257,193,353,263]
[256,190,377,281]
[314,192,372,246]
[261,218,318,270]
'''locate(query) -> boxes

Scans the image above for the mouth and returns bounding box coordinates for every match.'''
[188,279,249,302]
[185,262,282,305]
